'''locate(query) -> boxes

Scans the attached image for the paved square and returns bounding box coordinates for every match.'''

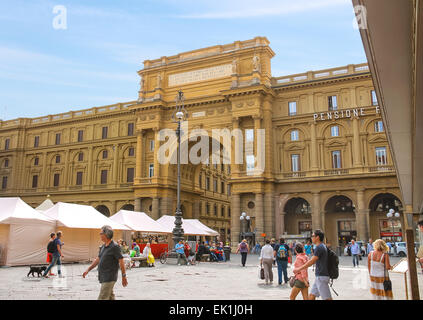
[1,254,422,300]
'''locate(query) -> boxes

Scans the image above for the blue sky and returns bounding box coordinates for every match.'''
[0,0,366,120]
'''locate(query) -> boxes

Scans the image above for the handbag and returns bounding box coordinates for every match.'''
[289,275,296,288]
[383,253,392,291]
[259,265,265,280]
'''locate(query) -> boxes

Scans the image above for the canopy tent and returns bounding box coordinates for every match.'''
[35,197,55,212]
[185,219,219,236]
[41,202,130,263]
[156,215,213,236]
[110,210,170,234]
[0,197,55,266]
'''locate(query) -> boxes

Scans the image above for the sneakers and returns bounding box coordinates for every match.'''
[58,274,65,278]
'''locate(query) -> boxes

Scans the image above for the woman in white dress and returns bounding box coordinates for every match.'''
[367,239,393,300]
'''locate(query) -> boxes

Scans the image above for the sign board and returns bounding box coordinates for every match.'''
[391,258,409,274]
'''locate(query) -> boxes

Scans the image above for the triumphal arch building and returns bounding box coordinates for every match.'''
[0,37,403,250]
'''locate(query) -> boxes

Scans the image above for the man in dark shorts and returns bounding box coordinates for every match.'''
[293,229,332,300]
[83,225,128,300]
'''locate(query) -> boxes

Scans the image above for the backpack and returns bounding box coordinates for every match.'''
[47,240,56,253]
[277,244,288,259]
[240,242,247,250]
[327,246,339,296]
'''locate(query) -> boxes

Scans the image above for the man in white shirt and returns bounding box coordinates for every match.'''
[260,239,275,285]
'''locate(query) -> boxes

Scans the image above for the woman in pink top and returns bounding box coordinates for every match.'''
[290,243,310,300]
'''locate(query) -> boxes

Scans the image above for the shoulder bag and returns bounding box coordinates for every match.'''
[383,253,392,291]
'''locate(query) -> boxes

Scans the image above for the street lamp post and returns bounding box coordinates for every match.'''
[387,208,400,256]
[171,90,186,247]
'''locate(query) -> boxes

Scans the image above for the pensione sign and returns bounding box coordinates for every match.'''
[313,106,380,121]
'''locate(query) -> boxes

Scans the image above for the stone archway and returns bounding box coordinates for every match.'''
[283,197,312,236]
[120,204,134,211]
[324,195,355,247]
[96,205,110,217]
[368,193,404,242]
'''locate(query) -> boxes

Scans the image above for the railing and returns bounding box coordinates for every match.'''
[272,63,369,86]
[283,172,307,179]
[368,165,395,172]
[324,169,350,176]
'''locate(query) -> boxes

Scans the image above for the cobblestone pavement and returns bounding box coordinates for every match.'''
[1,254,422,300]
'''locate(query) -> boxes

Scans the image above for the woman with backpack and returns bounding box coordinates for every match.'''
[236,239,249,267]
[290,243,310,300]
[46,232,56,276]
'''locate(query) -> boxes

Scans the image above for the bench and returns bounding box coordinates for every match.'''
[200,254,210,262]
[130,256,148,267]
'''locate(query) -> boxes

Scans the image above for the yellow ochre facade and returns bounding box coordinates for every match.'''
[0,37,405,250]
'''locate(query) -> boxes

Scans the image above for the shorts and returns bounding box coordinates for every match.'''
[294,279,306,289]
[46,252,53,263]
[310,276,332,300]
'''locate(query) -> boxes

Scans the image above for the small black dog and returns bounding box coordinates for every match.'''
[27,265,47,277]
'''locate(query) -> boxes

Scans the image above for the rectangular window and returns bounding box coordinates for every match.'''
[206,177,210,190]
[331,126,339,137]
[149,164,154,177]
[291,154,300,172]
[228,208,231,217]
[100,170,107,184]
[102,127,108,139]
[78,152,84,161]
[128,123,134,136]
[221,207,225,217]
[245,129,254,142]
[102,150,108,159]
[55,133,61,145]
[34,136,39,148]
[55,155,61,164]
[291,130,299,141]
[221,182,225,194]
[2,176,7,189]
[289,101,297,116]
[371,90,378,105]
[127,167,134,183]
[4,159,9,167]
[129,147,135,157]
[32,175,38,188]
[150,140,155,151]
[246,155,255,172]
[328,96,338,111]
[53,173,60,187]
[376,147,387,165]
[213,179,217,192]
[199,174,202,189]
[375,121,384,133]
[4,138,10,150]
[214,205,218,216]
[206,203,210,215]
[78,130,84,142]
[34,157,39,166]
[227,184,231,196]
[332,150,342,169]
[76,172,83,185]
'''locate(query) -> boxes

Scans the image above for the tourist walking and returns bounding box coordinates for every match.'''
[259,239,274,285]
[46,232,56,276]
[368,239,393,300]
[290,243,310,300]
[304,239,313,258]
[270,238,276,266]
[83,225,128,300]
[274,238,290,285]
[294,230,332,300]
[236,239,249,267]
[367,238,374,254]
[253,242,261,255]
[43,231,64,278]
[351,239,360,267]
[176,240,188,266]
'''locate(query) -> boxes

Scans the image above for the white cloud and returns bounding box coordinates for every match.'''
[177,0,350,19]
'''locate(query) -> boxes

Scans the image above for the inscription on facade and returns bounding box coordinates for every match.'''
[168,64,232,87]
[313,106,380,121]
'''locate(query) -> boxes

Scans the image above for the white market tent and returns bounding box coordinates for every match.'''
[35,197,55,212]
[0,197,55,266]
[41,202,130,263]
[185,219,219,236]
[156,215,214,236]
[110,210,170,234]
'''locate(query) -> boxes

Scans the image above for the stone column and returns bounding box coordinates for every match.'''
[356,189,368,241]
[280,212,286,236]
[253,116,262,176]
[352,117,362,167]
[312,192,322,231]
[112,144,119,185]
[153,128,160,178]
[255,193,264,242]
[134,197,142,212]
[231,117,241,175]
[152,197,160,220]
[264,191,274,239]
[193,200,200,219]
[135,130,144,181]
[230,193,241,250]
[310,122,319,170]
